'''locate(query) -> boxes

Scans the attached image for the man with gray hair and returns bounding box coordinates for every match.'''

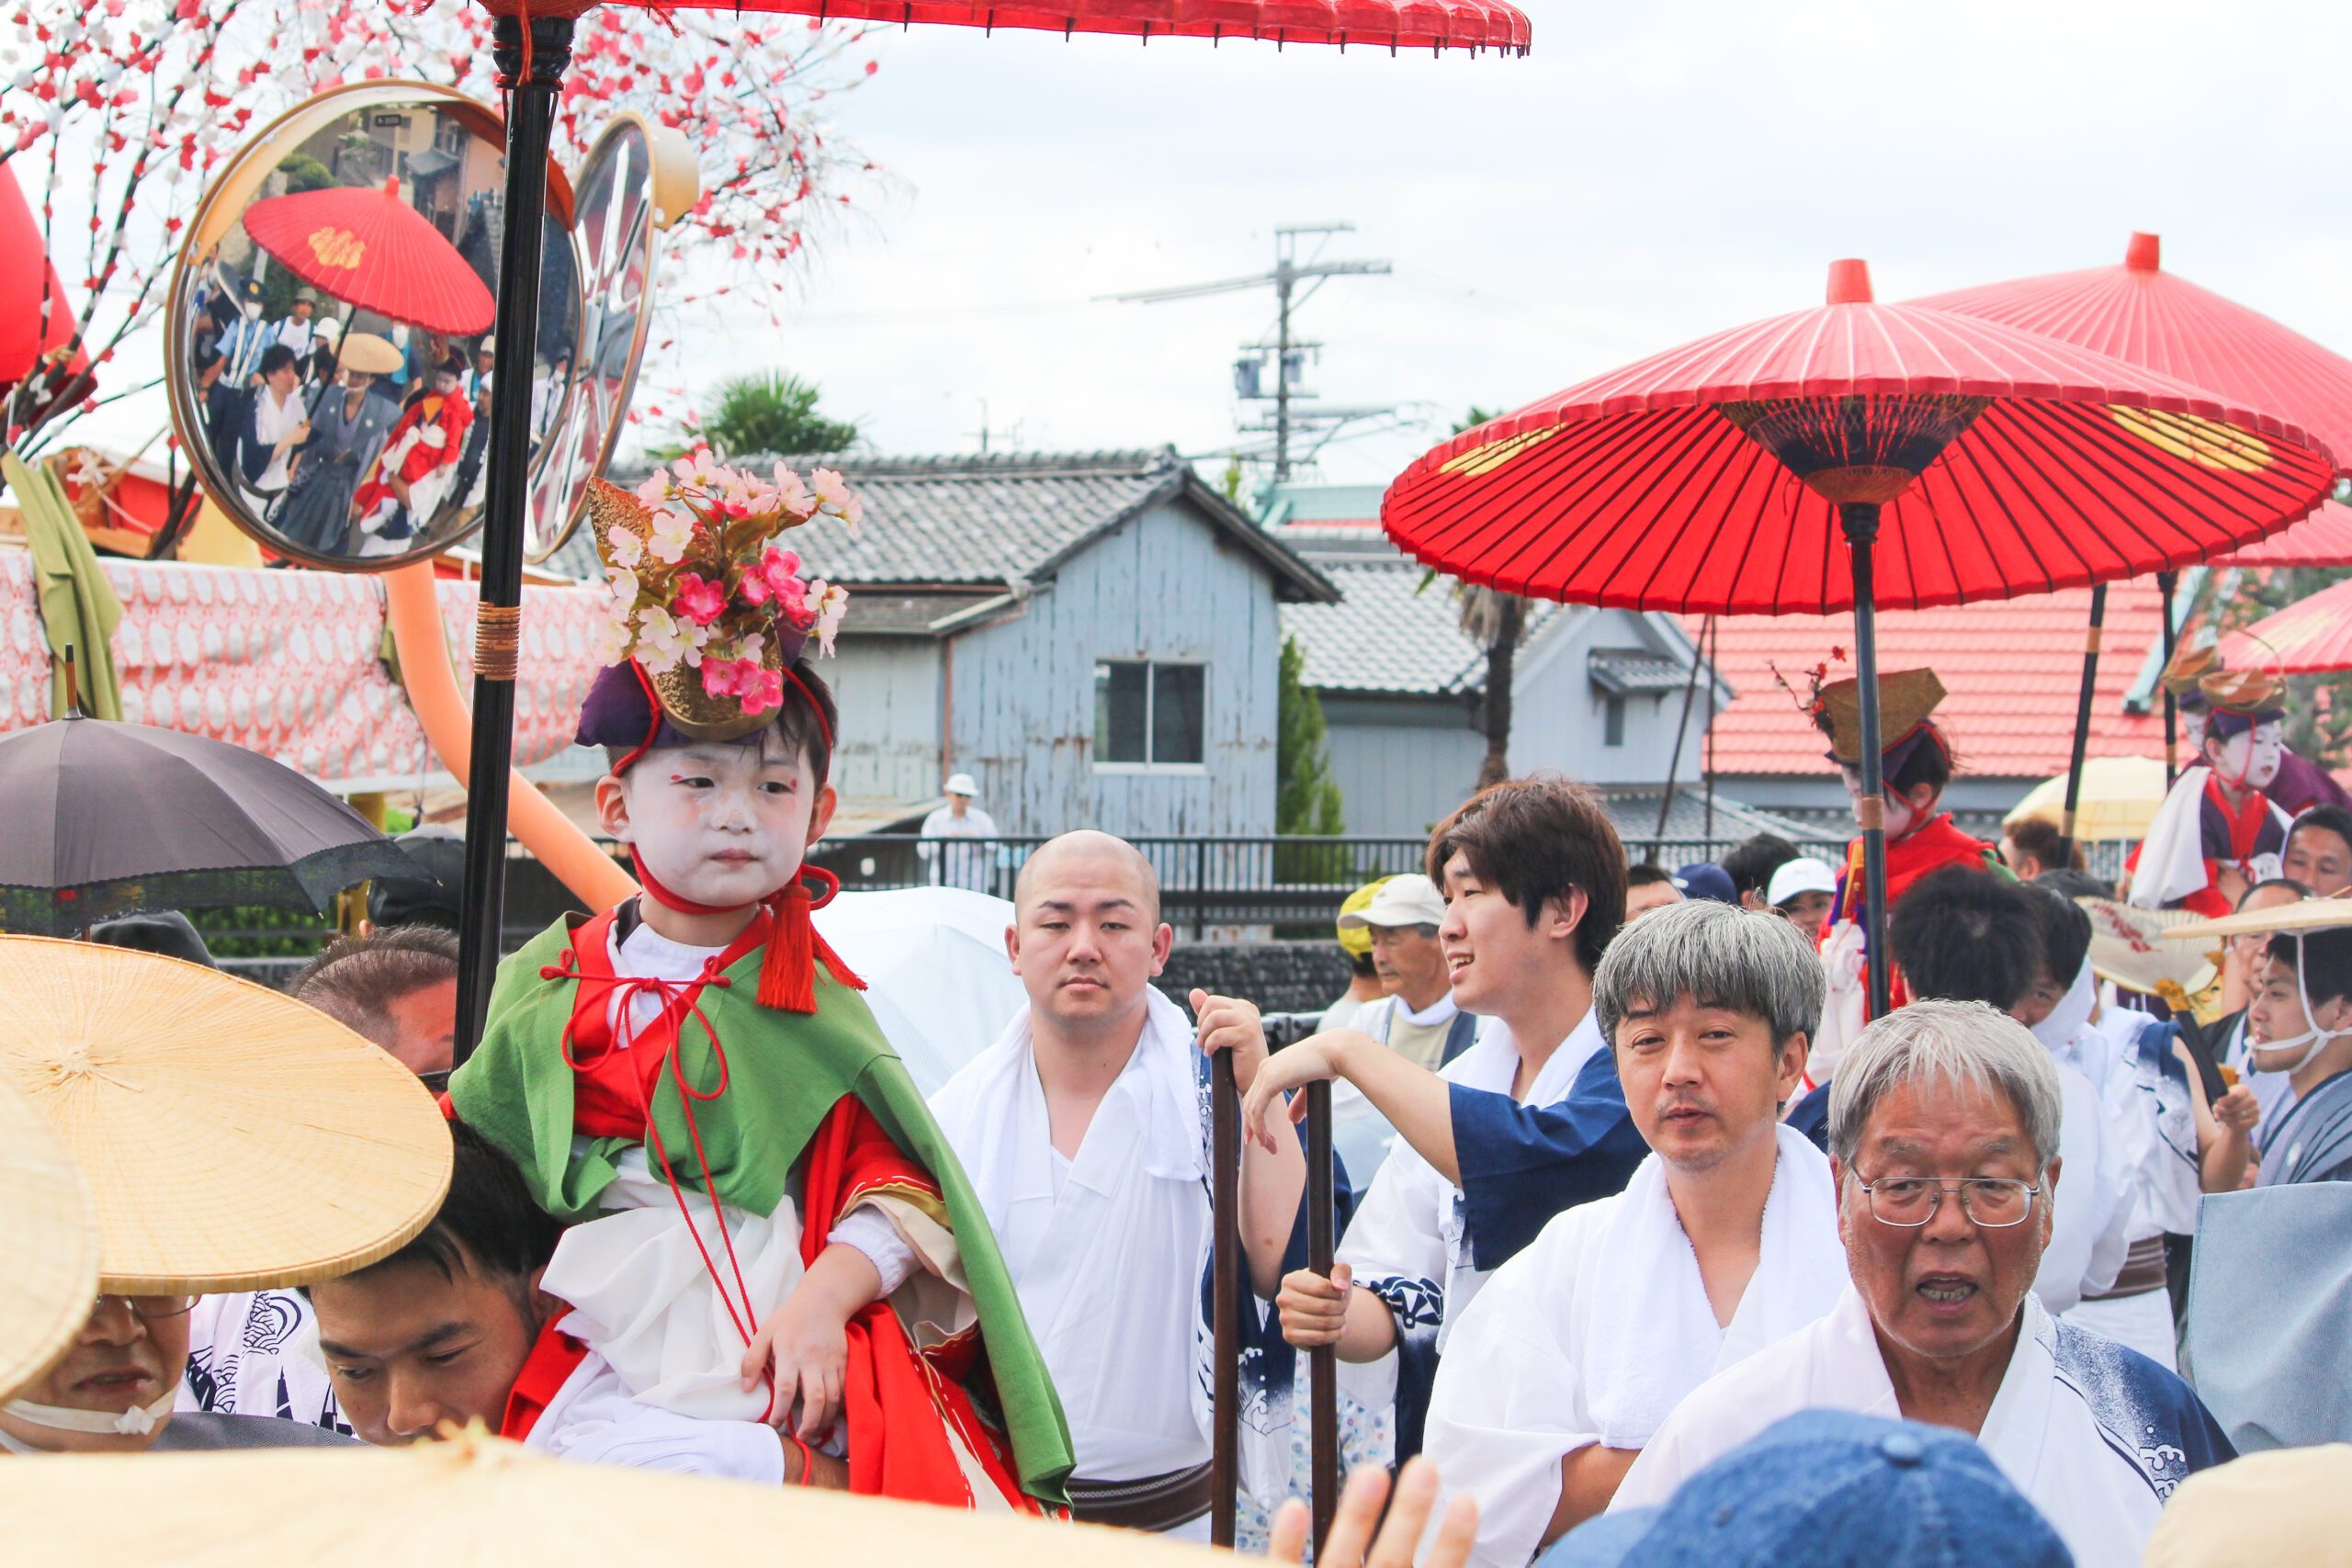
[1614,999,2233,1568]
[1419,901,1847,1565]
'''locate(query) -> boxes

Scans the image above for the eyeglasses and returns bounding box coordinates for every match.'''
[1852,1172,2041,1228]
[92,1295,196,1323]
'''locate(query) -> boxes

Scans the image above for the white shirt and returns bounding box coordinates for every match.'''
[2033,1060,2132,1314]
[930,988,1213,1483]
[526,1322,787,1483]
[271,316,318,359]
[1333,1010,1607,1406]
[1615,1285,2232,1568]
[175,1291,345,1437]
[919,804,1000,839]
[1330,995,1474,1186]
[917,806,1001,893]
[247,383,305,491]
[1423,1125,1846,1568]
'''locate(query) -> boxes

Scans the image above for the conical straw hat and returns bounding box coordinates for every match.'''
[2165,897,2352,942]
[0,1074,99,1403]
[0,1427,1204,1568]
[0,936,451,1292]
[2077,898,2219,998]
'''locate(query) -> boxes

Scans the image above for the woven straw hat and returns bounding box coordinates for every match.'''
[2166,897,2352,942]
[336,332,405,377]
[1813,669,1947,766]
[0,1427,1204,1568]
[0,1074,99,1402]
[0,937,452,1292]
[2078,898,2219,998]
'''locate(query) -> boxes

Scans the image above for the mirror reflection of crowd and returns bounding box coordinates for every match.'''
[187,269,504,558]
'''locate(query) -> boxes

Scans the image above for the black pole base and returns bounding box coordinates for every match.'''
[1839,502,1892,1021]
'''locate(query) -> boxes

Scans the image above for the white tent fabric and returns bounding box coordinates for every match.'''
[813,886,1028,1098]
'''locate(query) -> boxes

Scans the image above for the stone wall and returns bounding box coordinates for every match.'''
[1153,940,1355,1018]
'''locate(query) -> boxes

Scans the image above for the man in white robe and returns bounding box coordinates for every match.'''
[1248,778,1649,1462]
[1421,901,1849,1566]
[928,831,1308,1537]
[1331,874,1481,1186]
[1614,1000,2233,1568]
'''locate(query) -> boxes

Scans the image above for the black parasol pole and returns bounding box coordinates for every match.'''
[1210,1050,1240,1546]
[1306,1078,1339,1555]
[2157,570,2179,786]
[2058,584,2108,867]
[453,12,577,1066]
[1840,502,1892,1020]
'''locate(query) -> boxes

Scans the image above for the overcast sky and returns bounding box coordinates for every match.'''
[630,0,2352,488]
[73,0,2352,497]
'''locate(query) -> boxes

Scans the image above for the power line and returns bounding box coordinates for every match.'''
[1105,223,1394,483]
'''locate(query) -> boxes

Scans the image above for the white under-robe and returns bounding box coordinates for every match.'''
[1420,1124,1846,1568]
[928,987,1217,1491]
[1330,1010,1606,1410]
[1613,1284,2235,1568]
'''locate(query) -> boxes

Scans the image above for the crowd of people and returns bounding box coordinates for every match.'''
[14,528,2350,1568]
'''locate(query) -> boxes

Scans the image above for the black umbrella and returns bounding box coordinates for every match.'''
[0,716,419,935]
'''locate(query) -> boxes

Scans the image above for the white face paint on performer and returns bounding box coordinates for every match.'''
[2207,720,2283,793]
[1839,768,1939,839]
[596,728,836,912]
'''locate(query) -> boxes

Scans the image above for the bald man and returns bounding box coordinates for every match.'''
[928,831,1310,1537]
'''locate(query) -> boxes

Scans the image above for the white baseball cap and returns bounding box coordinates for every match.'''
[1767,857,1839,907]
[1337,873,1447,931]
[944,773,978,797]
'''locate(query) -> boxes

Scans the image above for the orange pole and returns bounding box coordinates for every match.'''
[382,562,639,914]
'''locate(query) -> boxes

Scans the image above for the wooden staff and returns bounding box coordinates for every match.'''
[1306,1077,1340,1554]
[1211,1047,1239,1548]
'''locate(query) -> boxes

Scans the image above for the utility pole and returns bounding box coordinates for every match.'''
[1106,224,1390,482]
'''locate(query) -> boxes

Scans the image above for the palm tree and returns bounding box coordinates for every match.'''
[1431,407,1533,791]
[686,371,858,459]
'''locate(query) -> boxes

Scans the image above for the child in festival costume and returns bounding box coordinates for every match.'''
[2130,669,2294,918]
[449,458,1072,1506]
[1801,665,2001,1076]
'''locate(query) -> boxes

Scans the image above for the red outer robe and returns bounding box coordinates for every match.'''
[1829,812,2000,1013]
[351,389,472,517]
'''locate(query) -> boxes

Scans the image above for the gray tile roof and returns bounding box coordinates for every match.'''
[1277,552,1566,695]
[1594,785,1847,859]
[569,447,1335,604]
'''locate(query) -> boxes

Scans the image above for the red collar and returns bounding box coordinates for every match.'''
[499,1315,591,1443]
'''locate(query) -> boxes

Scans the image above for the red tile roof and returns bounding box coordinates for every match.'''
[1689,582,2169,780]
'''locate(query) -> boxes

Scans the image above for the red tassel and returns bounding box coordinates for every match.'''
[760,879,818,1013]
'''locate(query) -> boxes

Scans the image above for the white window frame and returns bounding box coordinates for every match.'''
[1092,658,1209,774]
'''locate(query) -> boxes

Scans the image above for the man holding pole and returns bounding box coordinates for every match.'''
[928,830,1314,1538]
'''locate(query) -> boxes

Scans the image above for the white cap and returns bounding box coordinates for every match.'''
[1767,857,1839,907]
[944,773,978,797]
[1336,873,1446,931]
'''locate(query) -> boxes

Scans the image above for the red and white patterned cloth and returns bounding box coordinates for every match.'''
[0,552,604,791]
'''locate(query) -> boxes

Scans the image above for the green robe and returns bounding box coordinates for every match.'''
[449,912,1074,1504]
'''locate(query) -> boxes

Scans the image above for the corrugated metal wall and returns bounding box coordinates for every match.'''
[949,497,1279,837]
[826,636,944,802]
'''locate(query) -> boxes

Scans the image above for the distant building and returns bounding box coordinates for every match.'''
[592,448,1337,838]
[1265,482,1743,843]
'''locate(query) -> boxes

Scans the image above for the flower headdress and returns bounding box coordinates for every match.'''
[585,452,856,744]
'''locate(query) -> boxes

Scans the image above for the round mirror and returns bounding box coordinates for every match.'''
[164,82,582,572]
[524,112,690,565]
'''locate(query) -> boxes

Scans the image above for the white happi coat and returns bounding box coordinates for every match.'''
[1421,1125,1846,1568]
[928,987,1227,1488]
[1614,1285,2233,1568]
[1332,1010,1606,1408]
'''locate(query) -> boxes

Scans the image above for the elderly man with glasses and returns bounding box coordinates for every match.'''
[1612,1000,2233,1568]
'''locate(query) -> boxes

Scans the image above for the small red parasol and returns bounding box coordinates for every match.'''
[478,0,1529,52]
[2220,575,2352,675]
[2212,497,2352,569]
[1382,259,2333,1012]
[0,161,87,391]
[241,178,496,338]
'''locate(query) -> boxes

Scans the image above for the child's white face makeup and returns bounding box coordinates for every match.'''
[595,728,833,909]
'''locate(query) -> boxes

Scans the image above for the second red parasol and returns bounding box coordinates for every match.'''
[2220,575,2352,676]
[241,177,497,338]
[1383,258,2333,1013]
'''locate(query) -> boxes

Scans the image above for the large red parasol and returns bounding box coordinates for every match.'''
[482,0,1529,51]
[1913,232,2352,800]
[0,161,88,396]
[1382,259,2332,1011]
[2213,497,2352,569]
[2220,576,2352,675]
[241,178,496,337]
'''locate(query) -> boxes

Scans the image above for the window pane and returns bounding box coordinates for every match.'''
[1153,663,1205,764]
[1604,694,1625,747]
[1095,661,1149,762]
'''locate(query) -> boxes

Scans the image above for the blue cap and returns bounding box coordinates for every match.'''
[1671,863,1738,905]
[1543,1411,2072,1568]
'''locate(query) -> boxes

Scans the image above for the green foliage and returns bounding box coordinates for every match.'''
[185,903,334,960]
[2217,566,2352,767]
[279,154,335,194]
[1221,456,1246,502]
[1276,635,1344,839]
[679,370,859,461]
